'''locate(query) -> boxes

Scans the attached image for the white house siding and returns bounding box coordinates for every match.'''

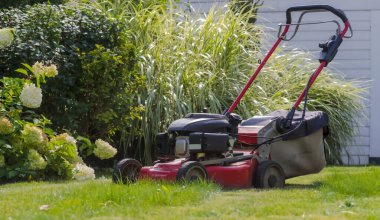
[179,0,379,165]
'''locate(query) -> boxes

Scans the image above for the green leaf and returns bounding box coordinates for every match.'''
[21,63,33,73]
[15,68,28,76]
[77,136,92,146]
[43,128,55,137]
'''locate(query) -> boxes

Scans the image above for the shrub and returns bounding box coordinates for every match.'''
[0,65,117,181]
[78,44,143,138]
[0,4,143,143]
[0,63,79,181]
[0,30,118,181]
[0,0,68,9]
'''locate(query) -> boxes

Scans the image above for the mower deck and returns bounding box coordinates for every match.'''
[140,151,258,188]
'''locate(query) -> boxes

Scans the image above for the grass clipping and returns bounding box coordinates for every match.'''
[102,1,366,164]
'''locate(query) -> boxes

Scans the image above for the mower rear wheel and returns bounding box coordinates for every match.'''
[176,161,208,182]
[112,158,142,184]
[254,160,285,189]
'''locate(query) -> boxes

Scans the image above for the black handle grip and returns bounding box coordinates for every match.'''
[286,5,348,24]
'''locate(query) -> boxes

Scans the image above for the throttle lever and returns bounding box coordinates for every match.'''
[318,34,343,66]
[318,42,328,49]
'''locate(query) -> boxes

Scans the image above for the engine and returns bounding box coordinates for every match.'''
[155,113,240,160]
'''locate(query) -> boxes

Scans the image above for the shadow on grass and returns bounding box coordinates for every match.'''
[285,181,322,190]
[220,181,323,192]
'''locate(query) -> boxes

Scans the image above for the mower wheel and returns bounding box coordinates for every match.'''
[112,158,142,184]
[254,160,285,189]
[176,161,208,182]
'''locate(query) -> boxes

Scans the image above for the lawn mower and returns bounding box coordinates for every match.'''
[113,5,352,188]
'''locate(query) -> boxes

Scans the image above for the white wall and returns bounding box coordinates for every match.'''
[370,8,380,164]
[180,0,379,165]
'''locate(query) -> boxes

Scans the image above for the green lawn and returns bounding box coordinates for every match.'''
[1,166,379,220]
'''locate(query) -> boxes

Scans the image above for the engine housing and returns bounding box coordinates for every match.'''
[156,113,238,158]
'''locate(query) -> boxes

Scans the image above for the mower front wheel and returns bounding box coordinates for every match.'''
[254,160,285,189]
[112,158,142,184]
[176,161,208,182]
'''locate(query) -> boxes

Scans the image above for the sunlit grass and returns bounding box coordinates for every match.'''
[0,179,219,219]
[0,167,379,219]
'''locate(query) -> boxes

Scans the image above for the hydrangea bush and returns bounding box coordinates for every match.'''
[0,28,117,182]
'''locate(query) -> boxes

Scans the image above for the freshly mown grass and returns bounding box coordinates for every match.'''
[1,166,379,219]
[0,179,218,219]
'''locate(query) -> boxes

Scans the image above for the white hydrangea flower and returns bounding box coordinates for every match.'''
[51,133,77,146]
[22,124,48,152]
[94,139,117,160]
[31,62,58,78]
[44,64,58,78]
[0,28,15,48]
[66,136,76,146]
[19,83,42,108]
[32,61,45,78]
[0,154,5,167]
[0,116,14,135]
[27,149,47,170]
[73,163,95,181]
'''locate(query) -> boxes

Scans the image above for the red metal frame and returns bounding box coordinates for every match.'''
[140,151,259,188]
[226,26,290,114]
[292,21,350,109]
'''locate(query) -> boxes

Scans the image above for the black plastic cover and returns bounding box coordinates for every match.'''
[156,132,172,156]
[203,133,229,152]
[189,132,203,153]
[168,113,231,133]
[185,113,227,119]
[269,110,329,140]
[228,113,242,126]
[241,115,277,126]
[189,132,229,153]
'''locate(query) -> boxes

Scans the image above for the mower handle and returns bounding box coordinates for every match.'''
[226,5,351,115]
[286,5,348,25]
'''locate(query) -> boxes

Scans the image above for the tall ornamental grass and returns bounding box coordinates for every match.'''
[120,3,263,163]
[84,1,366,164]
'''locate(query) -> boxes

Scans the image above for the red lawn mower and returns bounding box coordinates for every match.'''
[113,5,352,189]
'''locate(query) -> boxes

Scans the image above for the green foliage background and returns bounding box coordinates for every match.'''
[0,4,144,145]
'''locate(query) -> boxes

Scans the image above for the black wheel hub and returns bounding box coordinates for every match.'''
[268,175,278,187]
